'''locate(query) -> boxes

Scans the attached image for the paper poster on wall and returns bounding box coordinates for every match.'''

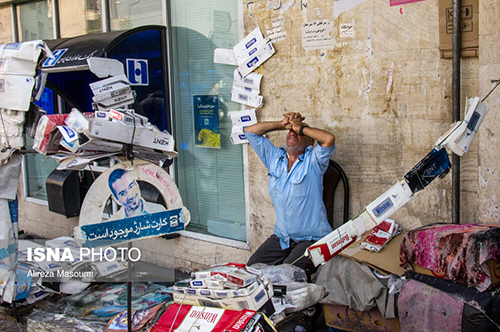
[75,160,190,247]
[340,23,354,38]
[268,16,287,43]
[267,0,280,10]
[194,95,221,148]
[302,20,335,51]
[390,0,425,5]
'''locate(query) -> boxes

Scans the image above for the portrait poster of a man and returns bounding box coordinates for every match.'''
[75,161,190,247]
[107,168,166,221]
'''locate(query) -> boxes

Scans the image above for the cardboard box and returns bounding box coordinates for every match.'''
[0,40,48,76]
[438,0,478,58]
[323,304,401,332]
[411,259,500,289]
[340,232,407,276]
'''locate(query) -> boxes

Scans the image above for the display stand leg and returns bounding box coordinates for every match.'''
[127,241,133,332]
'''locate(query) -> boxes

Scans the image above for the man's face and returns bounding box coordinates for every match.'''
[111,173,142,211]
[286,130,312,154]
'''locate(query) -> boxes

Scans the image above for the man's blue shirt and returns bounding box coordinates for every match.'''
[246,132,335,249]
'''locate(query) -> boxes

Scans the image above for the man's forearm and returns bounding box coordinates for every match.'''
[299,126,335,147]
[244,121,285,136]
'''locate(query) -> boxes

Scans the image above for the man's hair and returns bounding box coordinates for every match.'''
[108,168,127,197]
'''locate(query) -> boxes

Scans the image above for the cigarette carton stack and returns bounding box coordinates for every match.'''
[32,107,177,171]
[173,263,274,312]
[214,27,275,111]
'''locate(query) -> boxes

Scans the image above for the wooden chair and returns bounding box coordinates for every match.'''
[322,159,350,228]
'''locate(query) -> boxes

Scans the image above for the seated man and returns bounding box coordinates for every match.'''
[244,112,335,272]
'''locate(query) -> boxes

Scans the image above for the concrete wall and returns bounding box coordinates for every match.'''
[243,0,499,254]
[11,0,500,274]
[0,5,12,44]
[478,1,500,222]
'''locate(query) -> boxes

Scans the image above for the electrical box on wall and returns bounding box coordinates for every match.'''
[438,0,479,59]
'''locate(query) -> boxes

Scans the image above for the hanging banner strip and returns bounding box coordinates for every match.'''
[75,208,186,248]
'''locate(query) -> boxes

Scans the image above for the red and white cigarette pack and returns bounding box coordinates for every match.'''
[151,304,256,332]
[306,210,377,266]
[227,269,258,287]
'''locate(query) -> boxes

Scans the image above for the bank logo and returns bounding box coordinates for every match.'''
[42,49,68,67]
[126,58,149,86]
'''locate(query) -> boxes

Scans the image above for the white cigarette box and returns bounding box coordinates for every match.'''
[0,74,35,111]
[235,38,270,66]
[214,48,237,65]
[233,71,263,94]
[230,89,263,108]
[89,74,130,97]
[236,42,275,78]
[210,266,238,279]
[233,27,264,62]
[88,118,177,155]
[190,279,207,288]
[109,109,143,126]
[231,109,257,127]
[365,179,413,224]
[173,280,271,311]
[231,132,249,145]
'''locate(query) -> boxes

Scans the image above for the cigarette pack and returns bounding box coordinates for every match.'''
[306,212,371,266]
[227,269,257,287]
[235,42,275,78]
[233,27,264,63]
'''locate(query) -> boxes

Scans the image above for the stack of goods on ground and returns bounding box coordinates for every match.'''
[315,222,500,332]
[398,223,500,332]
[25,282,173,332]
[20,262,327,332]
[106,262,326,332]
[173,263,326,326]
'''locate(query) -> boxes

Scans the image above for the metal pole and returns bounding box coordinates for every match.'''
[10,5,18,43]
[127,242,133,332]
[452,0,461,224]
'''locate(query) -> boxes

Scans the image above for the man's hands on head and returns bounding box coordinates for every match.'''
[282,112,306,133]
